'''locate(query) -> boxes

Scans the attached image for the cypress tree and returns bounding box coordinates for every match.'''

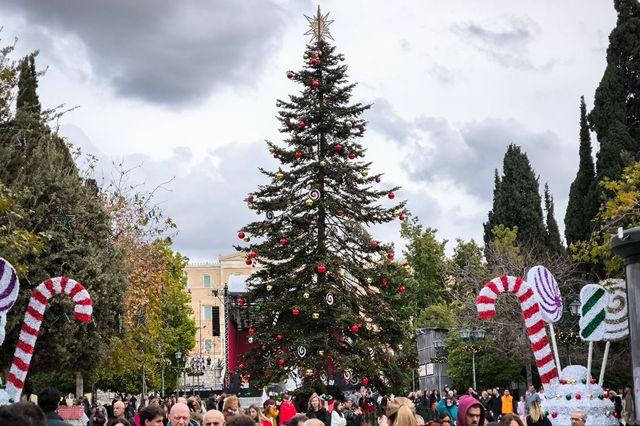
[15,54,41,116]
[565,97,598,244]
[544,183,564,254]
[483,144,546,250]
[589,0,640,182]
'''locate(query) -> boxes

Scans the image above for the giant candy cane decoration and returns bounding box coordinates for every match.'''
[5,277,92,401]
[477,275,559,388]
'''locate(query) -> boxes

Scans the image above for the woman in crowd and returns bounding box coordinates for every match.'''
[525,401,551,426]
[188,397,204,426]
[306,393,330,426]
[224,395,243,424]
[499,414,524,426]
[331,401,347,426]
[428,390,440,412]
[107,418,132,426]
[248,404,272,426]
[385,397,416,426]
[478,391,491,422]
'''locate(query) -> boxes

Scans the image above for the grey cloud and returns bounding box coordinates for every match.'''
[366,97,415,144]
[1,0,305,106]
[452,16,550,69]
[428,64,455,85]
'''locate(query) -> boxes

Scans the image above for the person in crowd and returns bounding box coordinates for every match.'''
[609,390,623,419]
[569,409,586,426]
[248,404,272,426]
[264,398,279,426]
[437,413,451,426]
[331,400,347,426]
[384,397,415,426]
[280,394,297,426]
[187,397,204,425]
[524,401,550,426]
[466,388,478,399]
[0,401,47,426]
[523,386,539,416]
[428,390,440,413]
[168,402,193,426]
[303,420,324,426]
[229,414,261,426]
[456,395,485,426]
[478,391,491,421]
[516,396,525,423]
[223,395,243,424]
[114,401,127,420]
[306,393,330,426]
[37,388,73,426]
[287,413,309,426]
[436,396,457,424]
[140,405,166,426]
[207,397,219,412]
[91,403,107,426]
[623,386,635,424]
[107,418,132,426]
[343,396,362,426]
[487,389,501,422]
[500,390,513,417]
[204,410,226,426]
[498,414,523,426]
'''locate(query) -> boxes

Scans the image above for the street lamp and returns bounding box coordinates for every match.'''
[190,356,206,395]
[175,349,182,396]
[459,328,486,390]
[569,299,581,316]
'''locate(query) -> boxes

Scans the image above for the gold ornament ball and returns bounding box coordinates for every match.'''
[312,312,320,320]
[248,337,254,343]
[266,285,273,291]
[271,183,278,189]
[346,121,353,128]
[361,169,369,177]
[305,198,314,207]
[320,160,327,167]
[318,350,325,356]
[305,369,314,376]
[276,172,285,180]
[303,292,310,299]
[244,237,251,242]
[393,210,400,217]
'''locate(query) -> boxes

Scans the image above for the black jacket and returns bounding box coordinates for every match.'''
[307,408,330,426]
[526,415,552,426]
[45,411,74,426]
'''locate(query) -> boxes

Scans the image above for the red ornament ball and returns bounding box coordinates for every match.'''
[273,152,279,158]
[604,392,609,398]
[238,297,246,306]
[311,58,319,65]
[575,394,582,400]
[312,80,320,88]
[359,126,366,134]
[278,358,285,366]
[248,328,256,335]
[335,144,343,152]
[370,241,378,249]
[349,152,356,160]
[299,121,305,128]
[561,379,567,385]
[247,194,254,202]
[276,334,283,340]
[590,378,596,385]
[351,325,359,333]
[317,264,327,273]
[295,151,302,159]
[399,214,405,221]
[280,238,287,246]
[337,209,345,217]
[551,412,558,419]
[238,231,245,239]
[287,71,293,79]
[399,286,406,293]
[381,278,389,286]
[245,259,252,266]
[614,412,619,418]
[375,177,381,183]
[292,308,300,316]
[388,192,395,199]
[387,252,395,260]
[361,377,369,386]
[250,251,257,258]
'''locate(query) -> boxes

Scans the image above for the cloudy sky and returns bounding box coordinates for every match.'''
[0,0,617,261]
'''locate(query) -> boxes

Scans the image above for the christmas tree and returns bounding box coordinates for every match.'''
[235,7,410,391]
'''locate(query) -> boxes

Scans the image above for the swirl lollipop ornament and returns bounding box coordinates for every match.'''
[0,258,20,345]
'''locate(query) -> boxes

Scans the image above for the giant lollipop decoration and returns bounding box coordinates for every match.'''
[527,266,563,376]
[0,258,20,345]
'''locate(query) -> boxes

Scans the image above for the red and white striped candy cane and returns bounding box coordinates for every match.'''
[477,275,559,386]
[5,277,92,401]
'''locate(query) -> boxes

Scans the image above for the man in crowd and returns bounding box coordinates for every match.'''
[524,385,540,415]
[113,401,126,419]
[343,396,362,426]
[204,409,226,426]
[37,388,73,426]
[169,402,192,426]
[500,390,513,417]
[570,409,586,426]
[456,395,486,426]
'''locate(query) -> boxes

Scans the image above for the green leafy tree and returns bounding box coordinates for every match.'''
[237,9,408,392]
[565,97,598,245]
[483,144,546,254]
[589,0,640,184]
[544,183,564,255]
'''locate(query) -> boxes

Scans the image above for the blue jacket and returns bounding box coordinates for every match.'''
[436,399,458,422]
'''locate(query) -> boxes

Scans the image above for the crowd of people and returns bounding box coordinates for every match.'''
[0,384,636,426]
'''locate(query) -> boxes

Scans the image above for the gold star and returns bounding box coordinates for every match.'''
[304,5,334,42]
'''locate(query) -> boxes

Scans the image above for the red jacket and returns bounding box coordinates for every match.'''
[279,400,297,426]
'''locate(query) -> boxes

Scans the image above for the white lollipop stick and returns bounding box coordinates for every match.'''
[587,341,594,385]
[599,341,610,386]
[548,323,562,375]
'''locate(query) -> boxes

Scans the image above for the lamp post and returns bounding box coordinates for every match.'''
[558,298,581,365]
[459,328,486,390]
[190,356,206,395]
[160,358,171,398]
[175,349,182,396]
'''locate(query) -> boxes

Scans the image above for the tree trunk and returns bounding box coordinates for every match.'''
[75,371,84,398]
[525,362,532,386]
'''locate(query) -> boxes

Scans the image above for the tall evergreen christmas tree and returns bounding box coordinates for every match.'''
[543,183,563,254]
[483,144,546,250]
[589,0,640,183]
[236,8,409,391]
[565,96,598,245]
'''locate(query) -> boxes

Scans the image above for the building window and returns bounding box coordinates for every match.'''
[203,275,212,288]
[203,306,213,321]
[212,306,220,336]
[204,339,213,353]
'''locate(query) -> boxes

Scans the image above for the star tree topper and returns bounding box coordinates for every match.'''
[305,5,334,42]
